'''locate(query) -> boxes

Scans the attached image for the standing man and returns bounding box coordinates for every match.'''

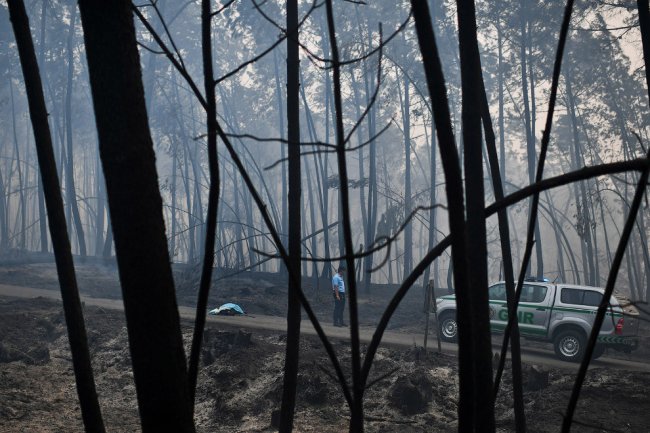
[332,265,346,327]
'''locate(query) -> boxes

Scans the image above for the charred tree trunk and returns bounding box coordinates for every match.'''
[8,0,105,430]
[324,1,365,429]
[457,0,496,429]
[77,1,194,430]
[411,1,474,430]
[188,0,221,406]
[279,0,302,429]
[478,60,526,433]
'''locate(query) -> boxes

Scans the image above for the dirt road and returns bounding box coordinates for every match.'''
[1,283,647,372]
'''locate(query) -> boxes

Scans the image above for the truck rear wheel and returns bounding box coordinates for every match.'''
[438,312,458,343]
[554,330,585,362]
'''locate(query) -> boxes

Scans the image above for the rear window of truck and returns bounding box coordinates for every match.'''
[560,288,602,307]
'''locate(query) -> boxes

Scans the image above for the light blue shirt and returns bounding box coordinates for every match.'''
[332,273,345,293]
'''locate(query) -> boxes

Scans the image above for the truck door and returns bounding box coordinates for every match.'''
[517,284,551,336]
[557,287,615,335]
[488,283,507,332]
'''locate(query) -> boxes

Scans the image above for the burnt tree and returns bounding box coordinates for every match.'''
[77,1,194,431]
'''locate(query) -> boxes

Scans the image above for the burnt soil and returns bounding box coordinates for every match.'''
[0,254,649,432]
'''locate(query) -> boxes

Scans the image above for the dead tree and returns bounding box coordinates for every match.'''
[7,0,105,431]
[187,0,221,405]
[77,1,194,431]
[279,0,303,430]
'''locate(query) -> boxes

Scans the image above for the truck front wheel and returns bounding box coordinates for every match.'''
[438,312,458,343]
[554,330,585,362]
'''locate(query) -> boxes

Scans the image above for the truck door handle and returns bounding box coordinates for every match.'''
[536,307,545,311]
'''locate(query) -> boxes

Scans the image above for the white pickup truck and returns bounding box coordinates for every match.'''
[434,280,640,362]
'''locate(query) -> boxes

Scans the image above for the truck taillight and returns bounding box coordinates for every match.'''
[615,318,624,335]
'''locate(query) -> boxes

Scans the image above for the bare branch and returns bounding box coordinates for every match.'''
[142,0,188,71]
[262,121,393,171]
[300,12,411,70]
[136,40,165,55]
[210,0,237,17]
[132,5,208,108]
[214,34,287,85]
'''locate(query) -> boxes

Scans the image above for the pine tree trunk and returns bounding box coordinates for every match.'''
[77,1,194,430]
[8,0,105,430]
[279,1,302,429]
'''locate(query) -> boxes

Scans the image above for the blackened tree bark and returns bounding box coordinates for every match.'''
[7,0,104,431]
[279,0,302,430]
[77,1,194,431]
[188,0,221,405]
[410,1,474,430]
[478,68,526,433]
[324,1,364,429]
[456,1,496,430]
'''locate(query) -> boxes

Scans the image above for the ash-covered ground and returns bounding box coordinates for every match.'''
[0,258,649,432]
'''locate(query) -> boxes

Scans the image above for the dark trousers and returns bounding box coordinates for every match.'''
[333,291,346,325]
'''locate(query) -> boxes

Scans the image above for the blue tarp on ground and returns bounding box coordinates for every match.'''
[208,303,245,315]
